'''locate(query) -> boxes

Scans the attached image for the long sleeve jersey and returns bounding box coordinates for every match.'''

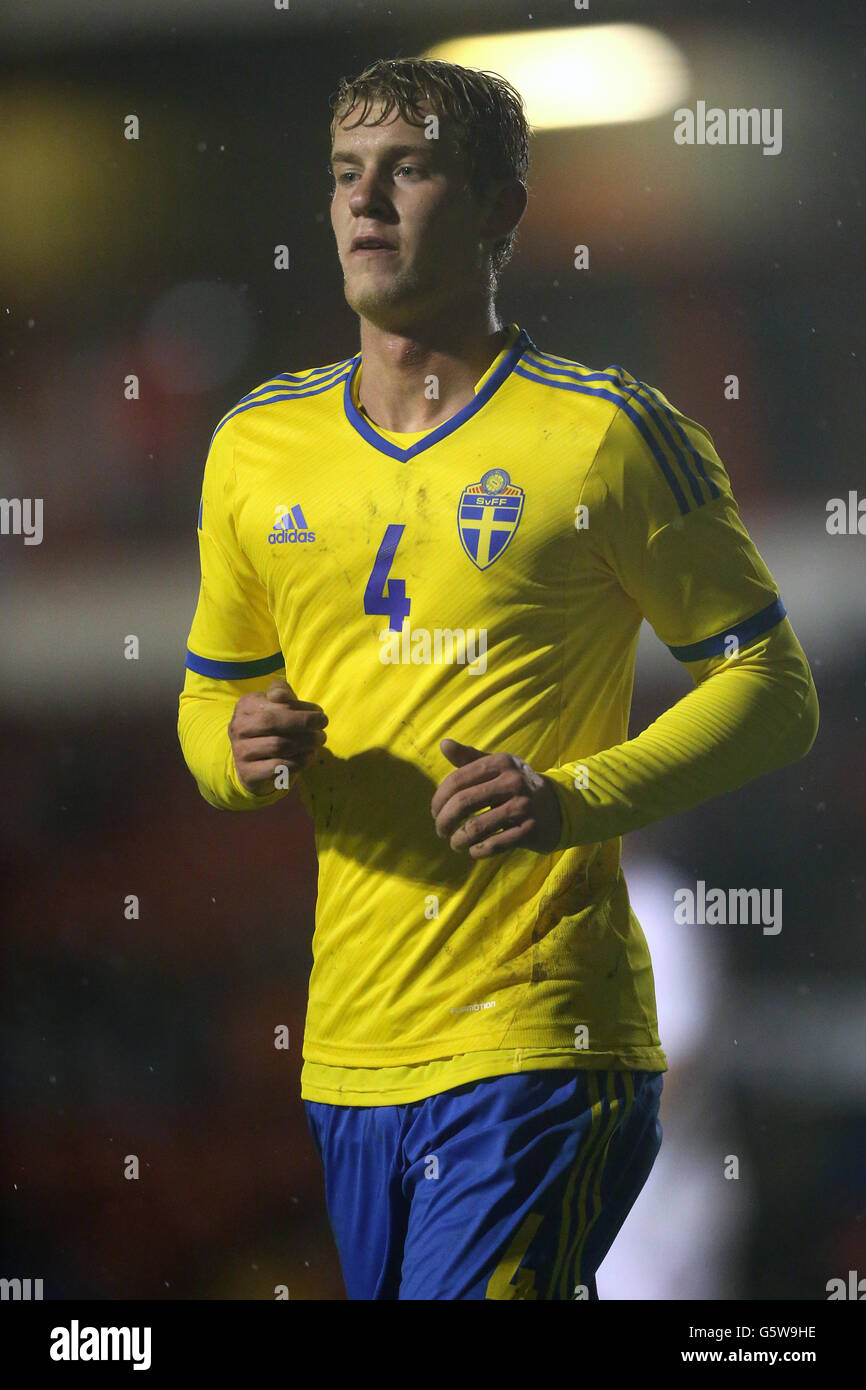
[178,323,819,1104]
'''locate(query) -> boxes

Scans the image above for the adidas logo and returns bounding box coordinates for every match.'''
[269,504,316,545]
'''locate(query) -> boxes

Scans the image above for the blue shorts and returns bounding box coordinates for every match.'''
[304,1067,663,1300]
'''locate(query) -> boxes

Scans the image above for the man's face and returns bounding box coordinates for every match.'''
[329,103,490,329]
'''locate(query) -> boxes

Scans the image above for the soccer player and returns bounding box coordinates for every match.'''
[177,57,819,1300]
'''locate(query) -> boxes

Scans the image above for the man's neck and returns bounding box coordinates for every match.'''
[356,307,510,433]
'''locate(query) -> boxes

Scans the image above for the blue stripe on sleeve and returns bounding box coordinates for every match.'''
[667,596,786,661]
[634,379,721,503]
[513,365,691,515]
[185,649,285,679]
[210,369,353,444]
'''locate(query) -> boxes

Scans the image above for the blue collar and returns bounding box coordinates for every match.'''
[342,325,533,462]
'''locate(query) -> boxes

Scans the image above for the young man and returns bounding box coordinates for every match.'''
[177,57,819,1300]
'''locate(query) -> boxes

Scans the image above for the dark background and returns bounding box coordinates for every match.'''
[1,0,863,1299]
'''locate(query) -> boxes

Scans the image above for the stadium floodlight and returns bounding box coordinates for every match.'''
[425,24,691,130]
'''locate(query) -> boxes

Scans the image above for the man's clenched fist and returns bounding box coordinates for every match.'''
[228,678,328,795]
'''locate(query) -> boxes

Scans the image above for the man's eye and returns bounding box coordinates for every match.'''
[395,165,418,177]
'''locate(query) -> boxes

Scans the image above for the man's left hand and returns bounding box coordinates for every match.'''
[431,738,563,859]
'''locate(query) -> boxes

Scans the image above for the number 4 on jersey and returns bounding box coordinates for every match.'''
[364,524,410,632]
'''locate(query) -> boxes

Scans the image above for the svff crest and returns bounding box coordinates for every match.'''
[458,469,524,570]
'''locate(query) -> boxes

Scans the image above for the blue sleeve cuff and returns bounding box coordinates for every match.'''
[667,596,786,662]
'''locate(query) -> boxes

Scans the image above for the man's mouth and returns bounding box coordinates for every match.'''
[351,236,397,255]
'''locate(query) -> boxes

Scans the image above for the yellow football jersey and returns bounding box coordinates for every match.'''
[177,321,817,1104]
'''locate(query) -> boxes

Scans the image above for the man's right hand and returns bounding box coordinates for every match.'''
[228,678,328,795]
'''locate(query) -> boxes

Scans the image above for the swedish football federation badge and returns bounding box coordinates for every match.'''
[458,469,525,570]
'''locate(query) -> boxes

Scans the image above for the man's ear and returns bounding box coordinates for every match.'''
[479,179,527,246]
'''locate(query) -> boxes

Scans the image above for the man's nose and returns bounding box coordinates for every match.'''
[348,170,393,219]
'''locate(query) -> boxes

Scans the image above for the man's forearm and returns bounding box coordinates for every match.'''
[544,620,819,850]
